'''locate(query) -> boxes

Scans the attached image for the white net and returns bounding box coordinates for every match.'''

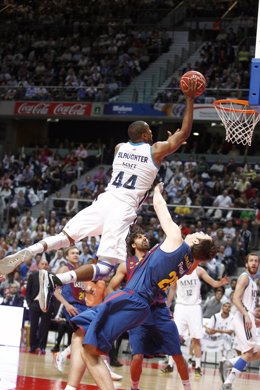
[213,100,260,146]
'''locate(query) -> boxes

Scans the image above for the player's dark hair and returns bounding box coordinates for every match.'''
[128,121,147,141]
[126,225,145,256]
[190,239,216,261]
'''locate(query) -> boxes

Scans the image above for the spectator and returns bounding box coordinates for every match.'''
[223,220,236,240]
[238,221,252,256]
[213,190,233,218]
[205,302,234,361]
[65,184,80,217]
[1,283,24,307]
[49,249,67,274]
[26,257,53,354]
[203,288,225,318]
[79,242,94,265]
[225,278,237,299]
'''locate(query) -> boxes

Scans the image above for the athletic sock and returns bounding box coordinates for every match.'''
[64,385,76,390]
[29,242,45,256]
[195,357,201,368]
[225,358,247,384]
[56,270,77,284]
[29,234,71,256]
[61,345,71,359]
[131,381,140,389]
[182,379,191,390]
[168,355,174,367]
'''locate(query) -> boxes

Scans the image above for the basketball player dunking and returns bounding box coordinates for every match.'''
[0,81,199,315]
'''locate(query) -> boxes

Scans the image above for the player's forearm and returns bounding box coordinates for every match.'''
[178,96,194,141]
[233,296,248,317]
[54,289,68,306]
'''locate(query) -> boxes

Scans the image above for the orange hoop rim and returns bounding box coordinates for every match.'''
[213,99,259,115]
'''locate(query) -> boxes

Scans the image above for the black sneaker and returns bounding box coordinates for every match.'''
[51,345,60,353]
[161,364,174,373]
[110,359,123,367]
[39,270,62,312]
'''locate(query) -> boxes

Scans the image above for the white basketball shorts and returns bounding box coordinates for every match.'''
[63,191,137,263]
[232,311,257,353]
[174,304,203,339]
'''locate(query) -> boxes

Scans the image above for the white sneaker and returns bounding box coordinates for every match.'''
[54,352,66,372]
[0,249,32,275]
[103,359,122,381]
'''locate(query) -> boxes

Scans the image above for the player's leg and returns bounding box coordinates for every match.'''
[0,199,103,276]
[130,354,143,390]
[222,347,260,389]
[186,305,203,378]
[222,312,258,389]
[38,200,136,312]
[64,331,86,390]
[129,324,147,390]
[81,344,115,390]
[192,338,202,378]
[152,305,191,390]
[172,355,191,390]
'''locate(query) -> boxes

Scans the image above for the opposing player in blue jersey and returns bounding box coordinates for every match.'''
[0,82,198,311]
[68,183,216,390]
[107,228,192,390]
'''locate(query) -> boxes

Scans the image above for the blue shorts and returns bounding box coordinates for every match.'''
[71,290,150,353]
[129,304,182,356]
[63,302,88,321]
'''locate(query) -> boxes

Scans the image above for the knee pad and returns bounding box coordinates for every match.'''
[92,260,115,281]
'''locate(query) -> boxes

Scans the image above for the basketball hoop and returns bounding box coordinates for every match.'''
[213,99,260,146]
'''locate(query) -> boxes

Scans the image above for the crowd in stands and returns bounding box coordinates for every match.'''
[186,0,256,18]
[155,24,254,104]
[0,0,173,102]
[0,143,103,231]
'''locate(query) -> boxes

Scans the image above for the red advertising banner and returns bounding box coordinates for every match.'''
[14,102,92,117]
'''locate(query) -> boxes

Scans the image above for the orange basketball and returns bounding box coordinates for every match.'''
[180,70,206,97]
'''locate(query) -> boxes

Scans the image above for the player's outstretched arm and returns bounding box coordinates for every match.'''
[153,183,182,250]
[197,266,229,287]
[152,91,195,165]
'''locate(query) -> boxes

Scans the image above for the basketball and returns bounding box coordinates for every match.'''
[180,70,206,97]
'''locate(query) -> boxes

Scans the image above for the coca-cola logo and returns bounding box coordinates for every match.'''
[53,103,87,116]
[14,101,91,116]
[17,102,50,115]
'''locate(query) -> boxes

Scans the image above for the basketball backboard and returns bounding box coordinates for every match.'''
[249,0,260,110]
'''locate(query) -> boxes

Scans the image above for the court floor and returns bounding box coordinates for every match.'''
[0,346,259,390]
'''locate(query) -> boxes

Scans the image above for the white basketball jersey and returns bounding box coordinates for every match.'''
[176,268,202,305]
[208,312,234,331]
[240,272,258,314]
[106,142,159,207]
